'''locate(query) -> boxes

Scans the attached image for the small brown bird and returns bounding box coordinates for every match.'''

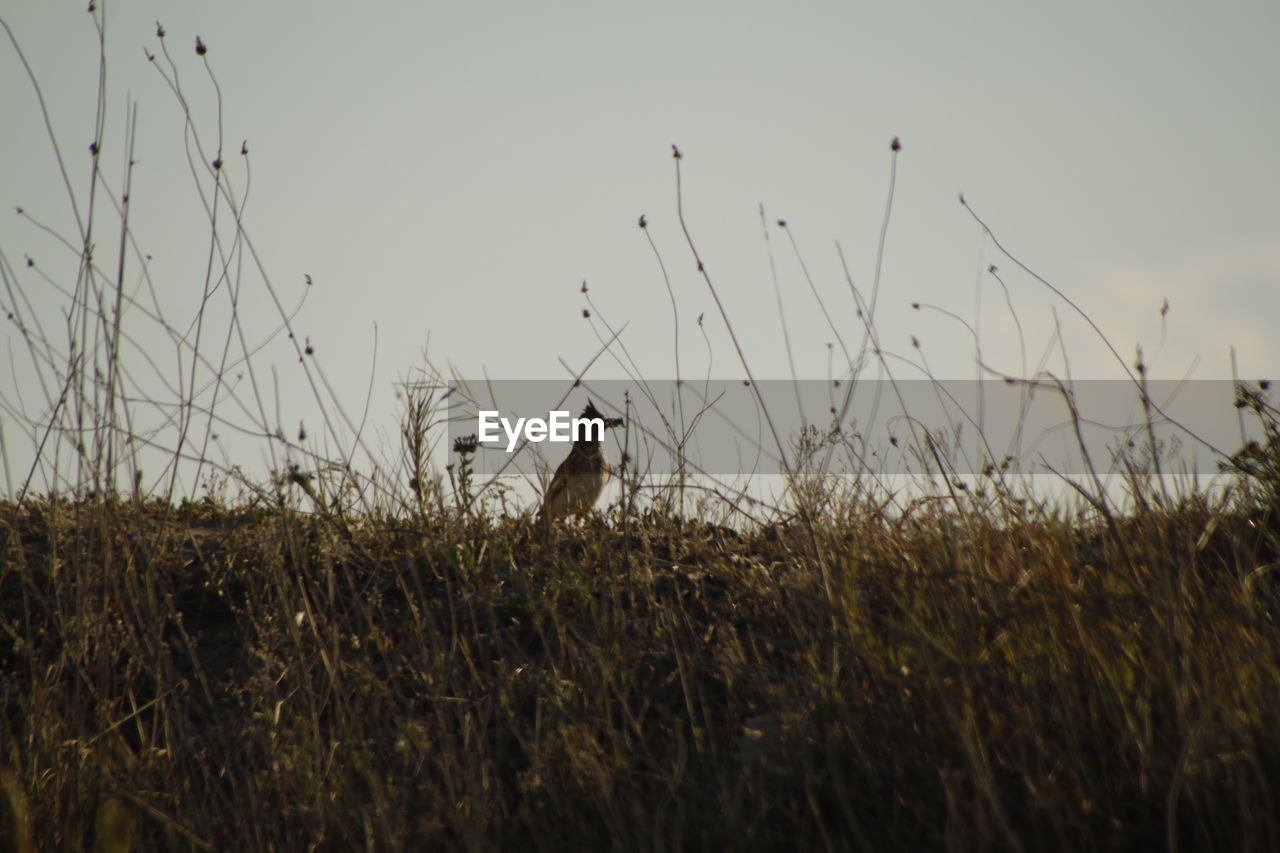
[538,400,622,524]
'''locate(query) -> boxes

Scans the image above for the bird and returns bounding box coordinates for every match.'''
[538,400,623,524]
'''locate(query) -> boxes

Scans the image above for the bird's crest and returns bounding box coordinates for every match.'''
[581,399,623,430]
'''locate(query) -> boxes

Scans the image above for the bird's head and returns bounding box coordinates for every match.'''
[582,399,624,429]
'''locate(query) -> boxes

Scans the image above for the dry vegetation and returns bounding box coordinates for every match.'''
[4,10,1280,850]
[2,450,1280,850]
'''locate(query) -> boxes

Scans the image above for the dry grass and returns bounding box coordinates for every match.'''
[2,470,1279,850]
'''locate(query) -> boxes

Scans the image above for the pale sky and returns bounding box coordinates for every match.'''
[2,2,1277,495]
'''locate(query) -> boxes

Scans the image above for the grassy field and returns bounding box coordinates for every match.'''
[3,448,1279,849]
